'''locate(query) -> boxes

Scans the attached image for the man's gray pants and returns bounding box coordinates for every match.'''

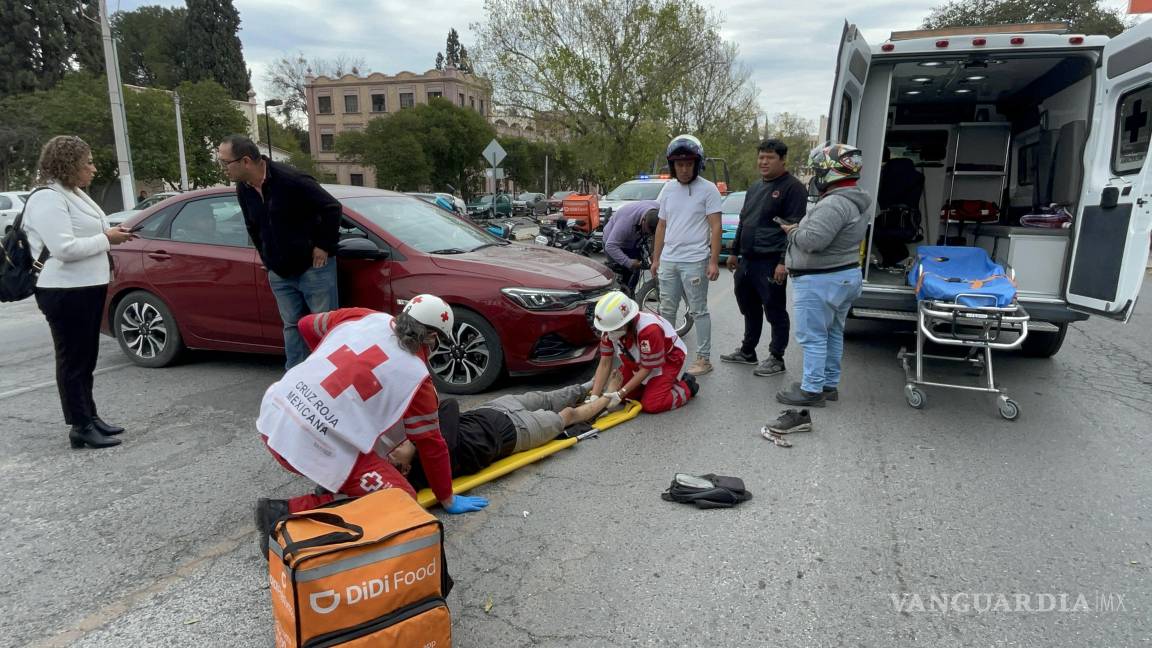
[480,384,589,452]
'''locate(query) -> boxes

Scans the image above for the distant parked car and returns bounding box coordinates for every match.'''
[102,185,614,394]
[467,193,513,219]
[1,191,33,233]
[720,191,745,260]
[513,192,547,216]
[106,191,181,226]
[545,191,575,213]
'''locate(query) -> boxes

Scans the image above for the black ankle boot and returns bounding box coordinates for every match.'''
[69,423,122,449]
[91,417,125,436]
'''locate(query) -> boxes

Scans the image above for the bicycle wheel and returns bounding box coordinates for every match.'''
[634,278,693,337]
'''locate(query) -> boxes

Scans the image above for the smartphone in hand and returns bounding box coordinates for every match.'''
[127,223,147,233]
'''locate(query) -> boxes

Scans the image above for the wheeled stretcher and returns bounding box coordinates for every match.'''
[897,246,1030,420]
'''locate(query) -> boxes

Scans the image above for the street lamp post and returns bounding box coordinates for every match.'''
[263,99,283,159]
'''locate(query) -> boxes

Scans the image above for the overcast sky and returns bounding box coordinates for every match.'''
[117,0,1138,127]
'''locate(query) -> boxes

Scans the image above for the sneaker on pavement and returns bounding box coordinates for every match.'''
[687,357,714,376]
[766,409,812,434]
[683,374,700,397]
[822,386,839,401]
[753,356,786,377]
[775,382,826,407]
[719,348,757,365]
[255,498,290,561]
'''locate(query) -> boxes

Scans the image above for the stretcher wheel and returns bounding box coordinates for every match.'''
[905,385,926,409]
[998,398,1020,421]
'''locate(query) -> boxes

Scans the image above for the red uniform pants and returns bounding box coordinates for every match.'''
[263,439,417,512]
[622,361,692,413]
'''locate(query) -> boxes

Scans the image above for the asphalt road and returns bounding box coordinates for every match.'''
[1,272,1149,647]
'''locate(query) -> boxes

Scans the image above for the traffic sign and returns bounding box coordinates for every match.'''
[482,139,507,168]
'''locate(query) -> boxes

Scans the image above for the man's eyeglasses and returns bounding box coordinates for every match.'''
[218,157,242,168]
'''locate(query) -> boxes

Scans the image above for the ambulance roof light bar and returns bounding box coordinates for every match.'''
[890,22,1070,41]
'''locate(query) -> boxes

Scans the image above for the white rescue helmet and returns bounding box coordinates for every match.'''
[402,294,455,339]
[593,290,640,332]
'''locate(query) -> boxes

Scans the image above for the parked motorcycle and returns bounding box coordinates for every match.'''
[485,219,517,240]
[534,218,592,256]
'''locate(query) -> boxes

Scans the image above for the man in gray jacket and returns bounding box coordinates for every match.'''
[777,143,870,407]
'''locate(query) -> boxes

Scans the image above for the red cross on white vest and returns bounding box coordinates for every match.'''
[320,344,390,400]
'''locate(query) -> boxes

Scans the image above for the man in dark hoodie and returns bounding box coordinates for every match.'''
[777,142,870,407]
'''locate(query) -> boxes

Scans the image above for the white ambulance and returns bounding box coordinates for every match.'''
[828,20,1152,356]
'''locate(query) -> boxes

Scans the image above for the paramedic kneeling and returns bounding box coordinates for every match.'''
[254,295,488,556]
[588,291,698,413]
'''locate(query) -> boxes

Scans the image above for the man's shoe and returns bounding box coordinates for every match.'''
[68,423,121,449]
[683,374,700,398]
[255,498,290,560]
[775,382,826,407]
[752,356,786,377]
[766,409,812,434]
[687,357,713,376]
[719,348,757,365]
[91,417,124,436]
[822,386,839,402]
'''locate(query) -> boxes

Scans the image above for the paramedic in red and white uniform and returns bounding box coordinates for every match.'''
[587,290,699,414]
[253,294,489,556]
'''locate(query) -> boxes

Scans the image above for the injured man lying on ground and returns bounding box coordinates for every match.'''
[388,372,626,488]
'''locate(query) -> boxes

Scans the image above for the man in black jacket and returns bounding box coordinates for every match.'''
[217,135,342,368]
[722,139,809,377]
[388,373,624,489]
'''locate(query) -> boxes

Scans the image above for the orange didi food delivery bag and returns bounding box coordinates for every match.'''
[267,489,452,647]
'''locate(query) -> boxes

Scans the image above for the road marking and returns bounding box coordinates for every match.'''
[0,362,135,401]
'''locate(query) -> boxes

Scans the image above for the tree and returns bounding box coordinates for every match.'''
[763,113,817,176]
[175,79,250,186]
[263,52,368,124]
[0,0,103,98]
[445,28,461,67]
[473,0,755,185]
[112,5,189,89]
[923,0,1130,37]
[435,52,445,70]
[184,0,250,100]
[335,99,494,193]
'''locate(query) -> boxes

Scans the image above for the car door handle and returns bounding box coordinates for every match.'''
[147,251,171,261]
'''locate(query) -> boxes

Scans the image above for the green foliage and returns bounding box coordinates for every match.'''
[762,113,818,178]
[174,79,250,187]
[335,99,495,193]
[923,0,1130,37]
[184,0,251,100]
[0,0,103,98]
[113,5,189,89]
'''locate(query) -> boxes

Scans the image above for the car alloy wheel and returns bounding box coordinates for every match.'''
[427,321,490,387]
[120,300,169,360]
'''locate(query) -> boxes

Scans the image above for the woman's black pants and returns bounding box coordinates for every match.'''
[35,284,108,427]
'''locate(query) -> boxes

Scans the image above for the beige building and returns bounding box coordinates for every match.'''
[305,66,491,187]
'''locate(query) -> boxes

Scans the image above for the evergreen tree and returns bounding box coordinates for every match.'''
[445,28,461,67]
[113,6,189,88]
[459,46,472,73]
[0,0,102,97]
[184,0,250,100]
[435,52,444,70]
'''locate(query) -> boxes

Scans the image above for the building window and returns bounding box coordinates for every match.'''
[479,99,484,115]
[428,91,442,100]
[344,94,359,113]
[320,134,334,152]
[400,92,414,109]
[350,173,364,187]
[371,93,386,112]
[459,93,465,107]
[317,96,332,114]
[470,96,475,109]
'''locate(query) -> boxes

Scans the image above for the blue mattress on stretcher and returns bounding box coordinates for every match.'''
[907,246,1017,308]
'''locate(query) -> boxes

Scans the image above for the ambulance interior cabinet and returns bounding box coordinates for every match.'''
[973,226,1069,297]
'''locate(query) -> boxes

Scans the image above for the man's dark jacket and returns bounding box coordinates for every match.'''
[236,158,341,277]
[732,172,809,258]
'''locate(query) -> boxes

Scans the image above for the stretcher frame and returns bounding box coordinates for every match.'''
[417,400,643,508]
[897,287,1031,421]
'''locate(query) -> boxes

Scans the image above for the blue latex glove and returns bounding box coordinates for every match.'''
[442,494,489,514]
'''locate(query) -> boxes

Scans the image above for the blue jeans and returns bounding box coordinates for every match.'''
[657,259,711,358]
[792,268,863,393]
[268,261,339,368]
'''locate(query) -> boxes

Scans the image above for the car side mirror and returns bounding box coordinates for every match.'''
[1101,186,1120,209]
[337,237,388,260]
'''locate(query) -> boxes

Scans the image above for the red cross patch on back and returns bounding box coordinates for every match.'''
[320,344,390,400]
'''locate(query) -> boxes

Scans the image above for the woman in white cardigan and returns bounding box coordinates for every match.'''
[25,136,136,449]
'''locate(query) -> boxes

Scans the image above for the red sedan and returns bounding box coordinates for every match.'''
[102,185,615,394]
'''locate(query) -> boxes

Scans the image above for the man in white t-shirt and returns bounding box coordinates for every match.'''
[650,134,723,376]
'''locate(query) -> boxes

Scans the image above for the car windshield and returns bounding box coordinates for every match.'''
[343,196,500,253]
[472,195,493,206]
[605,181,665,201]
[721,192,746,214]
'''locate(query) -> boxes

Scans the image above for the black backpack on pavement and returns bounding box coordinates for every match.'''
[661,473,753,509]
[1,188,50,302]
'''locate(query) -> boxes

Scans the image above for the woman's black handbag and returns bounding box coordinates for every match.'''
[1,188,50,302]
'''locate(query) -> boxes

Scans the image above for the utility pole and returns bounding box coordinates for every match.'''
[97,0,136,210]
[544,154,549,197]
[173,92,189,191]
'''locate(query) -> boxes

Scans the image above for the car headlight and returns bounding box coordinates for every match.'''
[501,287,584,311]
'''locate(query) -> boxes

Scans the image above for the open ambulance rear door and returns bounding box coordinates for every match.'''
[826,22,871,144]
[1066,20,1152,321]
